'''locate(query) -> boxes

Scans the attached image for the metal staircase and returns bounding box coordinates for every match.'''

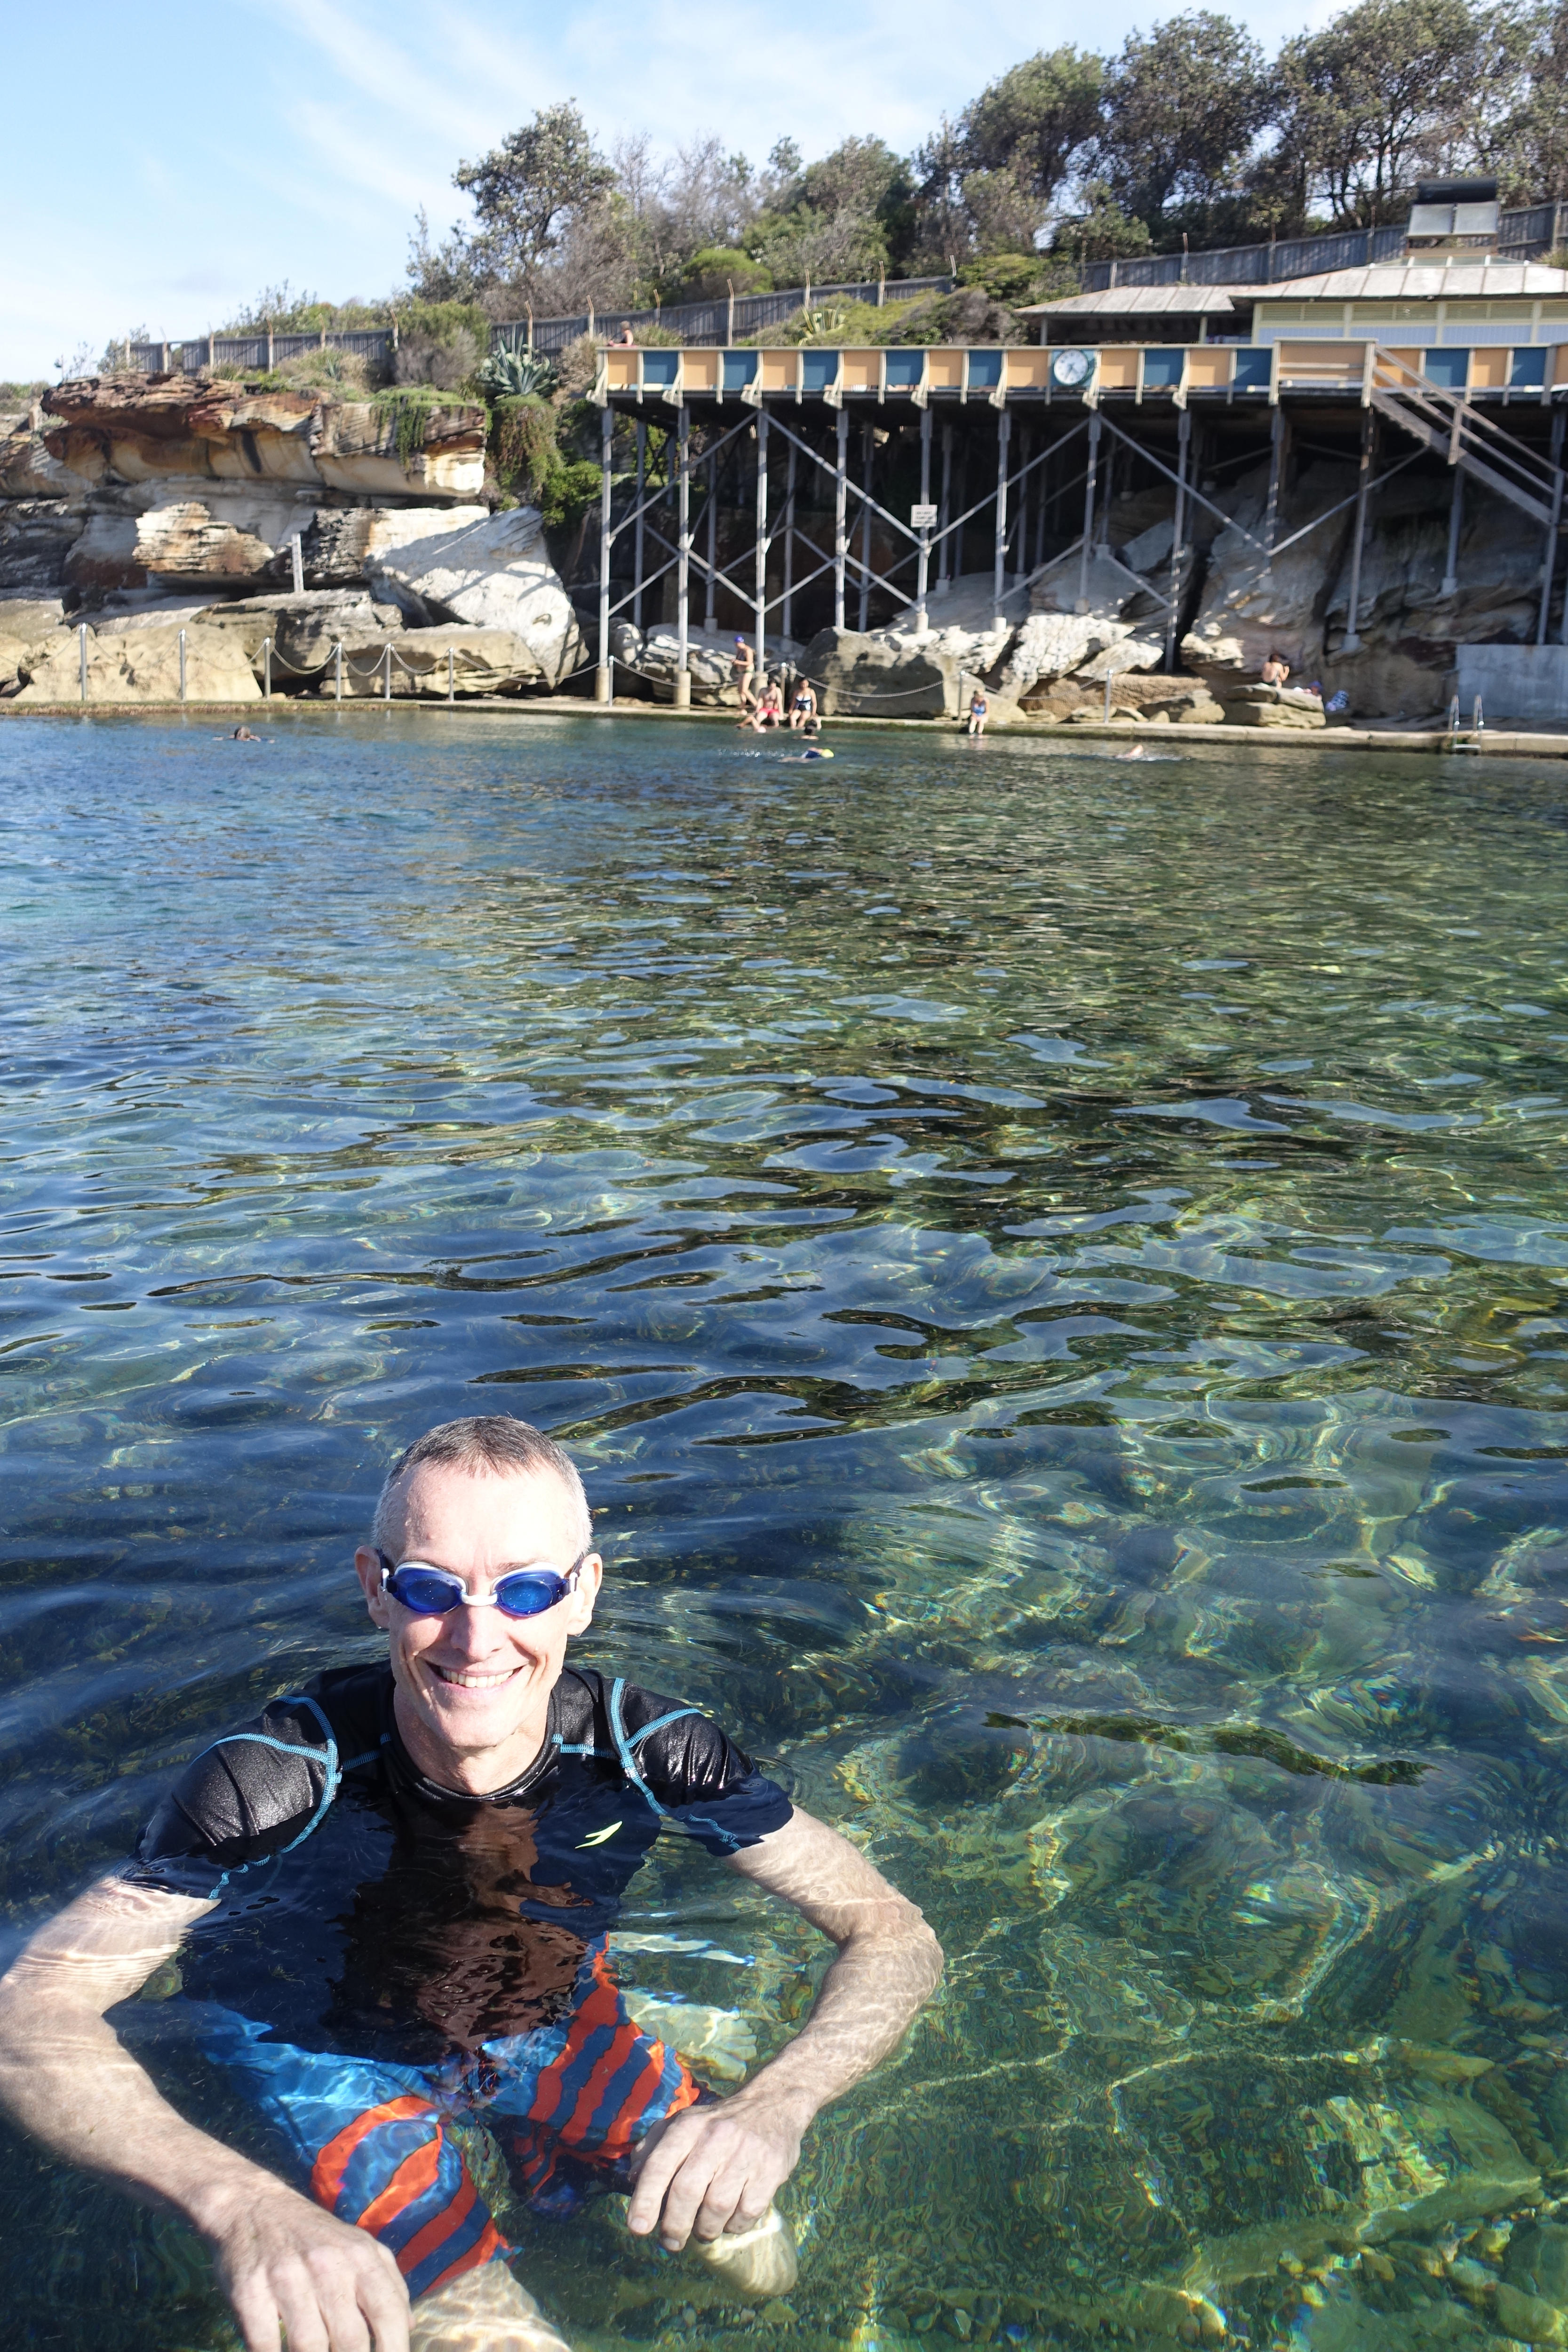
[1366,347,1562,528]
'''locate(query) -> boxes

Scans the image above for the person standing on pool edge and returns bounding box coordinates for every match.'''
[0,1416,942,2352]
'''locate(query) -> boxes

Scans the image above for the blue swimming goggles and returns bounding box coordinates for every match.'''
[375,1546,591,1619]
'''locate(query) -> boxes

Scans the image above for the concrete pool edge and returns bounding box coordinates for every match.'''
[2,699,1564,757]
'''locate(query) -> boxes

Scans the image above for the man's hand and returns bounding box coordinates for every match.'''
[202,2174,410,2352]
[623,1809,941,2251]
[0,1878,412,2352]
[626,2090,811,2249]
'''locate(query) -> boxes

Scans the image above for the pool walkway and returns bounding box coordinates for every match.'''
[4,699,1566,756]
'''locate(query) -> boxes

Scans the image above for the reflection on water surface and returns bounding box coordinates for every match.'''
[4,714,1568,2351]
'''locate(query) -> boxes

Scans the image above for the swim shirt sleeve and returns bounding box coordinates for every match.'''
[619,1685,793,1854]
[126,1691,339,1899]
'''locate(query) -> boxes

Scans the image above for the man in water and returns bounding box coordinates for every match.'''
[0,1417,941,2352]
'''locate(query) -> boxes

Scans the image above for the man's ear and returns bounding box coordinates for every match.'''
[566,1553,603,1637]
[355,1546,392,1629]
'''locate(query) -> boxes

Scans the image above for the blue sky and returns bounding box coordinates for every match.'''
[2,0,1335,382]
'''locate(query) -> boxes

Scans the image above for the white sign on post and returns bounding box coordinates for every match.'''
[910,503,938,528]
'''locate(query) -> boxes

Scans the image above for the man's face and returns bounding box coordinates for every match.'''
[354,1463,600,1770]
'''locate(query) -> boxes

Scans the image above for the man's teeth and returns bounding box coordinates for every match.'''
[432,1665,520,1688]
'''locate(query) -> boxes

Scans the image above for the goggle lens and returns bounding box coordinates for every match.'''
[382,1563,573,1618]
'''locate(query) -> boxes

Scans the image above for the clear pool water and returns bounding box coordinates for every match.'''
[4,712,1568,2352]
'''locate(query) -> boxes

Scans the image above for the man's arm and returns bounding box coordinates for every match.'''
[0,1875,410,2352]
[625,1807,942,2250]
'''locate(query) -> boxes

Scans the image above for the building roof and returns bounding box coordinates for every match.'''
[1256,260,1568,301]
[1017,284,1249,318]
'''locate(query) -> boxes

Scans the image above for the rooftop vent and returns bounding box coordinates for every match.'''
[1407,176,1500,253]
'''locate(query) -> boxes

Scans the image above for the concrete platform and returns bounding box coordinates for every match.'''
[6,696,1568,756]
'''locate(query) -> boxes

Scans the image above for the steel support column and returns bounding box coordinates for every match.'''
[993,408,1011,628]
[1441,466,1464,599]
[755,410,770,675]
[596,404,613,700]
[1342,409,1374,655]
[1261,403,1287,575]
[782,438,797,644]
[858,424,874,631]
[1076,413,1102,613]
[633,418,647,631]
[705,446,717,632]
[676,407,691,702]
[1545,408,1566,646]
[834,410,849,629]
[1164,408,1192,673]
[938,423,953,593]
[916,405,932,632]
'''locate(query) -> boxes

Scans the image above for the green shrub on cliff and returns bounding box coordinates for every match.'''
[538,458,604,533]
[491,393,560,497]
[370,385,479,464]
[741,294,930,346]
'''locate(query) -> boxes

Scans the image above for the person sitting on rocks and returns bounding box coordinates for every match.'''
[966,687,988,737]
[1260,652,1290,686]
[790,679,819,734]
[0,1416,942,2352]
[755,677,784,729]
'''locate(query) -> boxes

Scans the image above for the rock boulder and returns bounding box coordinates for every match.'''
[310,626,546,699]
[13,620,261,704]
[1001,612,1134,697]
[1220,683,1327,729]
[364,507,583,685]
[1181,459,1356,682]
[800,625,1025,723]
[0,599,67,694]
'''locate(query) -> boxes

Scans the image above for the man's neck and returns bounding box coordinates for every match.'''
[392,1688,553,1796]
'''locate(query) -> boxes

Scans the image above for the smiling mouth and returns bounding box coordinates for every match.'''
[429,1663,523,1691]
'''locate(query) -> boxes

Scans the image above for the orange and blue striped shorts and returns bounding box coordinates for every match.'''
[199,1946,703,2302]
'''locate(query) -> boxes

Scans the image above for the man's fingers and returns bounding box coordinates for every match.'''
[310,2257,374,2352]
[625,2115,705,2233]
[356,2252,413,2352]
[226,2273,284,2352]
[271,2260,334,2352]
[656,2142,748,2249]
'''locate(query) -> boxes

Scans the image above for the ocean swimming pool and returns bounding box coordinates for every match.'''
[3,711,1568,2351]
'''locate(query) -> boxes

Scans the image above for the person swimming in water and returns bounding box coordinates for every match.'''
[0,1416,940,2352]
[231,725,263,742]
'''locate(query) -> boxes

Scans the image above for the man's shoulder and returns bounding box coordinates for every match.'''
[131,1665,391,1887]
[571,1668,794,1847]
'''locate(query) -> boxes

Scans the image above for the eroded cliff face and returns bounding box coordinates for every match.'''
[0,373,490,599]
[32,374,487,499]
[0,373,584,697]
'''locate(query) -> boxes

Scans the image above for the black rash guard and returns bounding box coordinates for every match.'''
[126,1663,793,2064]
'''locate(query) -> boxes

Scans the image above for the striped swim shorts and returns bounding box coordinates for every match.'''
[196,1944,704,2302]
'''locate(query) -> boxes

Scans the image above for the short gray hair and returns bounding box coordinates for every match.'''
[371,1415,592,1554]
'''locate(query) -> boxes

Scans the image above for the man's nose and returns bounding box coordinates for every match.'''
[439,1599,507,1655]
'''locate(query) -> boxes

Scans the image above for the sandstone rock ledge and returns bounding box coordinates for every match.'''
[0,370,586,701]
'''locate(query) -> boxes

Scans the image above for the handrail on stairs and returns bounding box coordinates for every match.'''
[1368,345,1562,522]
